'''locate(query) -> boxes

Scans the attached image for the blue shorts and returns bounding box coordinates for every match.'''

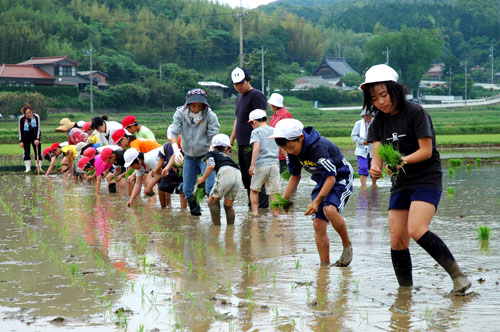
[356,156,371,176]
[388,188,441,210]
[312,180,353,222]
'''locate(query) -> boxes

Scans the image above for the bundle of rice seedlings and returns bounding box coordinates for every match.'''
[194,181,206,204]
[281,169,291,180]
[270,194,292,212]
[377,144,405,174]
[124,167,135,179]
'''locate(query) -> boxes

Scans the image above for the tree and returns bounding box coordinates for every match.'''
[365,26,443,94]
[340,73,363,88]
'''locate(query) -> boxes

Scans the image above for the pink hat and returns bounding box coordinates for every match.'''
[82,121,92,131]
[83,147,96,159]
[78,157,91,170]
[100,147,113,163]
[112,128,126,144]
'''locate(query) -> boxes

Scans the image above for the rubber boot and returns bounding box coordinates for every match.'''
[391,249,413,287]
[187,195,201,216]
[24,160,31,172]
[448,261,472,295]
[224,205,235,225]
[208,201,221,225]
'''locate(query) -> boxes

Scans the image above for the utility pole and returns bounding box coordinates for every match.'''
[382,46,390,65]
[159,63,164,112]
[490,46,494,84]
[448,67,452,96]
[464,58,468,106]
[235,0,247,67]
[261,45,264,93]
[338,43,341,58]
[85,46,94,113]
[267,79,270,98]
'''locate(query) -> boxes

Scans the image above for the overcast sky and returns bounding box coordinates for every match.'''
[213,0,277,9]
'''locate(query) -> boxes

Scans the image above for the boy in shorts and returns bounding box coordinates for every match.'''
[196,134,241,225]
[270,118,354,266]
[248,109,280,216]
[154,140,187,209]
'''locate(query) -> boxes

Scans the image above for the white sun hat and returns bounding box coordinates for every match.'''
[267,93,284,108]
[360,64,399,90]
[212,134,231,147]
[248,109,267,123]
[267,118,304,140]
[123,148,139,168]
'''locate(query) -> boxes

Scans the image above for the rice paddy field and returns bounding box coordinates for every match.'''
[0,162,498,331]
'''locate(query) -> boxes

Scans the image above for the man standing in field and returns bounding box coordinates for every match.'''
[229,67,269,208]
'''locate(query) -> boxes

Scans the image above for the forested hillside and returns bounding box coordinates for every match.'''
[1,0,499,111]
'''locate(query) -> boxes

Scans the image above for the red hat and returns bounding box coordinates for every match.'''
[100,147,112,163]
[78,157,91,170]
[83,147,96,159]
[112,128,126,144]
[122,115,136,128]
[50,142,61,151]
[42,147,51,157]
[82,121,92,131]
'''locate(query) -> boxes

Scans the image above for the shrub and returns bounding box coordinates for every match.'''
[0,92,47,119]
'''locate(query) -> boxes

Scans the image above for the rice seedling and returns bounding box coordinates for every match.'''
[270,194,292,211]
[466,163,471,171]
[194,180,206,204]
[448,168,455,176]
[377,144,405,174]
[476,157,481,167]
[447,187,455,195]
[449,158,463,168]
[476,225,491,240]
[281,169,291,180]
[295,258,301,269]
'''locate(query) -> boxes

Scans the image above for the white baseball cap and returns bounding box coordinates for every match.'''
[267,118,304,140]
[267,93,283,108]
[212,134,231,147]
[123,148,139,168]
[231,67,248,84]
[248,109,267,123]
[360,64,399,90]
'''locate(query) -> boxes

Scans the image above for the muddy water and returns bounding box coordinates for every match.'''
[0,165,498,331]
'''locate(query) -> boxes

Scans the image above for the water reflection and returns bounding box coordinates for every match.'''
[0,166,498,331]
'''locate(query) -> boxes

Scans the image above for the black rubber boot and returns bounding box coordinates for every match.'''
[187,195,201,216]
[208,201,221,225]
[391,248,413,287]
[224,205,235,225]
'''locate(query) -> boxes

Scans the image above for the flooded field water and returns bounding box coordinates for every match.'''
[0,164,499,331]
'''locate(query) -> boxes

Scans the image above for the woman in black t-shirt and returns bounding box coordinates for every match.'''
[362,64,470,295]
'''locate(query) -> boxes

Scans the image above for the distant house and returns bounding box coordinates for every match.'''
[424,63,444,81]
[198,81,229,98]
[0,64,55,86]
[312,57,358,80]
[293,57,358,90]
[0,56,107,91]
[78,71,109,90]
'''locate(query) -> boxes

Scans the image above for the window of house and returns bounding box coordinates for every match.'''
[59,66,75,77]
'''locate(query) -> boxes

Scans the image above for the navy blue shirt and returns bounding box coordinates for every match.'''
[287,127,352,185]
[235,88,267,145]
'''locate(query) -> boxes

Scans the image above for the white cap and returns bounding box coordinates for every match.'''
[360,64,398,90]
[248,109,267,123]
[267,93,283,108]
[231,67,247,84]
[77,120,86,128]
[123,148,139,168]
[167,124,174,140]
[267,118,304,140]
[212,134,231,147]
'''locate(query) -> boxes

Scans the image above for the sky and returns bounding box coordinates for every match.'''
[213,0,277,9]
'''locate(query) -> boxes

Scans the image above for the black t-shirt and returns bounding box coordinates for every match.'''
[235,88,267,145]
[205,150,239,173]
[367,102,442,193]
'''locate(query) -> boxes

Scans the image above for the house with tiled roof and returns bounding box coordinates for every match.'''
[0,64,55,86]
[312,57,358,80]
[0,55,107,91]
